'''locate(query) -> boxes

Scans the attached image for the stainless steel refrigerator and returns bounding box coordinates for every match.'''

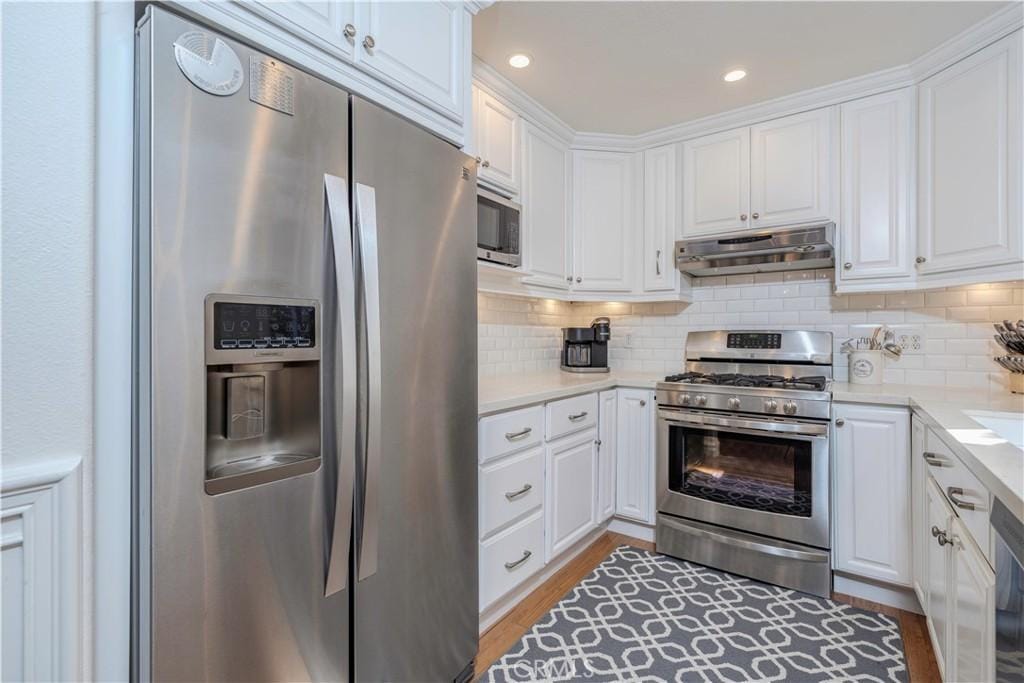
[133,7,478,681]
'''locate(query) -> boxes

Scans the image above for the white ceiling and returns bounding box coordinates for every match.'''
[473,1,1010,134]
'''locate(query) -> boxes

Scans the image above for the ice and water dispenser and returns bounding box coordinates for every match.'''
[204,295,321,495]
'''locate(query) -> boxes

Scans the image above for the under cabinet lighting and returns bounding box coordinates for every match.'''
[508,53,531,69]
[723,69,747,82]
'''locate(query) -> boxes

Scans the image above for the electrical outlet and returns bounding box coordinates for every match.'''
[625,333,634,348]
[897,334,921,351]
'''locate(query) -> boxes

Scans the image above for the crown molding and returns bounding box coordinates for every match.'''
[463,0,495,16]
[475,7,1022,153]
[472,56,576,144]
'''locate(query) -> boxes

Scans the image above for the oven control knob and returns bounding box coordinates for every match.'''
[695,394,708,407]
[783,401,798,415]
[727,397,741,410]
[764,399,778,412]
[680,394,691,406]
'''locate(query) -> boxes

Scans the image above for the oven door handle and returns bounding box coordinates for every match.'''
[658,410,829,437]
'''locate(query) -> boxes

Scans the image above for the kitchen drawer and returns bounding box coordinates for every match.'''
[479,405,544,464]
[545,392,599,441]
[922,427,993,563]
[480,447,544,539]
[479,511,544,610]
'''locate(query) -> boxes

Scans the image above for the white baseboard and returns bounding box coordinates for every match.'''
[1,454,84,682]
[833,572,923,614]
[607,517,655,542]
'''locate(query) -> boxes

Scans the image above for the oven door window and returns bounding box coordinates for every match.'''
[668,425,813,517]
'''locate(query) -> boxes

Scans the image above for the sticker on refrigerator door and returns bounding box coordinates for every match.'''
[249,56,295,116]
[173,31,243,96]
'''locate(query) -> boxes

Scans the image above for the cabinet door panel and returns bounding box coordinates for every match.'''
[475,88,519,192]
[615,390,654,524]
[918,31,1023,274]
[252,1,356,59]
[911,416,928,605]
[545,432,598,561]
[839,89,914,283]
[598,390,618,522]
[951,517,995,683]
[682,128,750,235]
[643,144,681,292]
[832,404,911,585]
[355,1,464,120]
[750,108,835,228]
[572,151,635,291]
[925,477,952,680]
[521,123,570,288]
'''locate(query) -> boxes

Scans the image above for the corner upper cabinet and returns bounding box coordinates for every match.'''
[572,151,637,292]
[643,144,682,292]
[837,88,915,289]
[749,107,837,229]
[353,1,467,121]
[917,30,1023,275]
[474,86,520,193]
[682,128,750,236]
[520,122,570,289]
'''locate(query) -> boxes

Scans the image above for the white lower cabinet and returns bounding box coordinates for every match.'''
[479,511,545,611]
[597,390,618,522]
[832,403,911,585]
[925,476,953,680]
[950,516,996,683]
[479,447,544,539]
[911,414,928,605]
[545,429,599,561]
[615,389,654,524]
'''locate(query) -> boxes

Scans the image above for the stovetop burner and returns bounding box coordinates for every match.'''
[663,372,829,392]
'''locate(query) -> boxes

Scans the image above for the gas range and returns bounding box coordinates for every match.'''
[655,330,834,421]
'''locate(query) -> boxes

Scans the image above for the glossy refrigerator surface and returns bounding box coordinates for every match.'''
[136,8,350,681]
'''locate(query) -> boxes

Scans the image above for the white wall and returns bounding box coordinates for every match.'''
[2,3,98,680]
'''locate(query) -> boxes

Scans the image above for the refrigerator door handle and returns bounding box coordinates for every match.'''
[324,174,357,597]
[355,182,381,581]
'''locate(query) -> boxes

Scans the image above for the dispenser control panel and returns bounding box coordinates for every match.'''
[205,294,320,365]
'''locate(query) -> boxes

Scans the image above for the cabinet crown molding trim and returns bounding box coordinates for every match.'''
[472,57,576,144]
[475,4,1023,152]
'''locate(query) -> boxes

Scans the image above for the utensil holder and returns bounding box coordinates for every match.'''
[849,350,883,385]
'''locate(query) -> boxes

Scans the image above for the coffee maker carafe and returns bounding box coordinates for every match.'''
[561,317,611,373]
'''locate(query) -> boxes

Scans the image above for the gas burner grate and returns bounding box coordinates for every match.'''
[663,372,828,392]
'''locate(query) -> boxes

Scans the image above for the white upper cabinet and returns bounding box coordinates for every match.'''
[682,128,750,236]
[572,151,637,291]
[917,30,1023,275]
[838,88,915,287]
[353,0,465,121]
[253,1,357,59]
[643,144,681,292]
[615,389,654,524]
[832,404,912,586]
[520,122,570,289]
[474,87,520,193]
[749,107,837,228]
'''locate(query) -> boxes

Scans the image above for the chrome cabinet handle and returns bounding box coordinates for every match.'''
[639,400,647,407]
[482,160,491,168]
[740,213,748,221]
[504,550,532,570]
[475,156,482,164]
[931,525,943,537]
[931,525,952,546]
[595,439,602,446]
[343,23,356,39]
[568,411,588,422]
[504,427,532,441]
[566,276,572,282]
[355,183,382,582]
[843,263,853,270]
[576,276,582,283]
[363,35,375,50]
[947,486,976,511]
[752,212,760,219]
[916,256,926,264]
[655,249,662,275]
[835,418,845,427]
[324,174,357,597]
[504,484,532,500]
[923,452,951,467]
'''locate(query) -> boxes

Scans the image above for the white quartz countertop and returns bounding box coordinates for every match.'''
[480,371,1024,523]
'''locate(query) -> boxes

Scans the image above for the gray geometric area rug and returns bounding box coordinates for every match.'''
[485,546,907,682]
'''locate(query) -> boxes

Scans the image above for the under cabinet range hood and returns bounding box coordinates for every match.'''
[675,222,835,277]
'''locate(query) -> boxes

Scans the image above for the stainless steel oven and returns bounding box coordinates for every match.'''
[477,187,521,267]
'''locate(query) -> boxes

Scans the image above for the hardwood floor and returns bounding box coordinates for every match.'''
[476,532,941,682]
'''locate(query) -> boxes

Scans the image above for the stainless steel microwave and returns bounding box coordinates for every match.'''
[477,188,521,268]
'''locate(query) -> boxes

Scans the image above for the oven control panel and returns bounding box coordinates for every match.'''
[726,333,782,349]
[654,386,832,421]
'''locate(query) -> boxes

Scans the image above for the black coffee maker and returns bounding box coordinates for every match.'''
[560,317,611,373]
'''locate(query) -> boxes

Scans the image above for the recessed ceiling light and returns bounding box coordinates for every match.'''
[723,69,747,82]
[508,53,532,69]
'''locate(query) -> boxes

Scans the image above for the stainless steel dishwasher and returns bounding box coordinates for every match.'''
[993,497,1024,683]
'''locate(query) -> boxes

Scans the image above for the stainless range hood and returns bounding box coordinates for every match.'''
[675,222,835,277]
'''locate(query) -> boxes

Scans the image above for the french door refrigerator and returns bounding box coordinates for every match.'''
[133,7,478,681]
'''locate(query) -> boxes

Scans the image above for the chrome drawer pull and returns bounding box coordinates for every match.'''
[947,486,976,511]
[932,525,951,546]
[504,550,532,570]
[504,484,532,500]
[922,452,951,467]
[504,427,532,441]
[568,411,588,422]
